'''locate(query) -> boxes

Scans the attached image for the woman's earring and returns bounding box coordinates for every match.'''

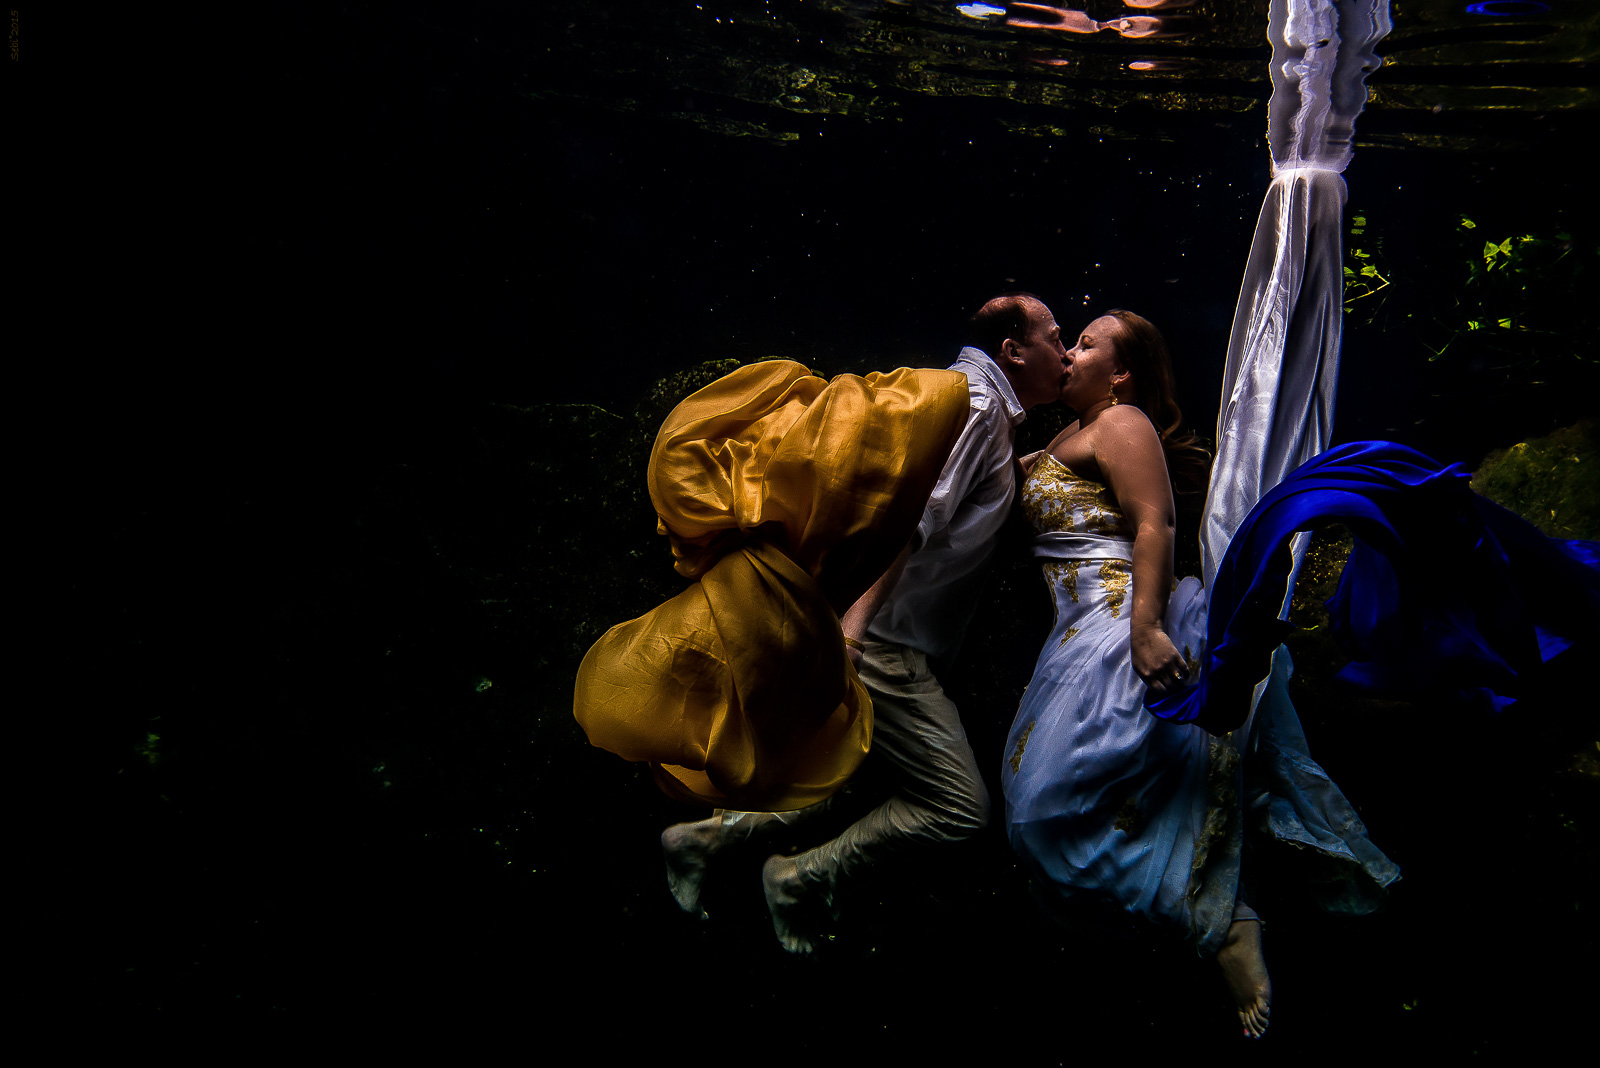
[1107,383,1119,406]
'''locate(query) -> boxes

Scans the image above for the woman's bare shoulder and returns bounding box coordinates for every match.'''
[1098,404,1158,435]
[1092,406,1165,479]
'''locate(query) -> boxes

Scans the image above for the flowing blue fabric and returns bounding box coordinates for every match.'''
[1147,441,1600,734]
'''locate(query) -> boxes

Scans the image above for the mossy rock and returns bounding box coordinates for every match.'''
[1469,420,1598,541]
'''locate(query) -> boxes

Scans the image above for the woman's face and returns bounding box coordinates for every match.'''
[1060,316,1128,410]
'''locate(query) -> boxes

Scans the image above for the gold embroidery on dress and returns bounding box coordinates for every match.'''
[1183,645,1200,678]
[1058,626,1080,647]
[1020,460,1075,533]
[1021,455,1132,543]
[1039,561,1081,614]
[1009,721,1037,773]
[1042,563,1062,630]
[1041,562,1068,627]
[1099,559,1131,618]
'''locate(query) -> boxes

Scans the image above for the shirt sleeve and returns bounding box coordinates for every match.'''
[915,393,1000,547]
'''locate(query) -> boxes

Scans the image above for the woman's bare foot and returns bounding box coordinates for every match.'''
[1216,917,1272,1039]
[661,818,722,918]
[761,854,831,955]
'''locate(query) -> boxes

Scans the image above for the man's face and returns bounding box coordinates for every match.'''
[1009,301,1069,409]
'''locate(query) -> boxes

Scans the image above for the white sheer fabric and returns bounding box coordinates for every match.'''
[1198,0,1399,936]
[1203,0,1394,590]
[1202,0,1395,742]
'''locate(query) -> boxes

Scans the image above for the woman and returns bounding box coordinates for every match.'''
[1003,311,1366,1039]
[1006,312,1600,1040]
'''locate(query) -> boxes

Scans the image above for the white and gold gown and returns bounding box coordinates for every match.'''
[1002,455,1399,954]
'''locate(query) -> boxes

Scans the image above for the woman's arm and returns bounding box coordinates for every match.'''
[1095,407,1187,695]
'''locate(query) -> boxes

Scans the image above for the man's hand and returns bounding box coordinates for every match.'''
[1132,622,1187,696]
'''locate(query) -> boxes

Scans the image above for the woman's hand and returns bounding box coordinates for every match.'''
[1018,450,1044,480]
[1132,622,1187,696]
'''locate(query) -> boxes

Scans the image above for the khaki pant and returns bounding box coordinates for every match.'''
[784,638,991,891]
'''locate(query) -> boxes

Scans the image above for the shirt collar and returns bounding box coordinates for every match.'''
[953,346,1028,427]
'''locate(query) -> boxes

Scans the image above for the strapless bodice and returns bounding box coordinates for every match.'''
[1021,453,1134,541]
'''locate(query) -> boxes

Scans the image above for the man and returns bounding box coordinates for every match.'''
[662,293,1069,952]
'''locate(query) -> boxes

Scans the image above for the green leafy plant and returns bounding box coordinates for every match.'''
[1425,215,1590,362]
[1343,212,1392,325]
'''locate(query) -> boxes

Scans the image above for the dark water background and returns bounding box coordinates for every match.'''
[75,0,1596,1056]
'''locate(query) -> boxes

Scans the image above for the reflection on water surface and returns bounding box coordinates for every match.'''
[517,0,1594,149]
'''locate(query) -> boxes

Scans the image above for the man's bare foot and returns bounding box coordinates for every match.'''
[761,854,830,955]
[1216,917,1272,1039]
[661,818,721,918]
[665,811,792,917]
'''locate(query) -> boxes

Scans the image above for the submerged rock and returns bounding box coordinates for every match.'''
[1469,420,1598,542]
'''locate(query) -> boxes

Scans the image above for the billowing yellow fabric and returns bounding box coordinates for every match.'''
[573,360,969,811]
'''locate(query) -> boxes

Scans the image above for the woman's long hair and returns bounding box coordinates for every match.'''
[1104,309,1212,499]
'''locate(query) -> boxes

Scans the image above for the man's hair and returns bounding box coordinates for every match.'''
[965,292,1046,358]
